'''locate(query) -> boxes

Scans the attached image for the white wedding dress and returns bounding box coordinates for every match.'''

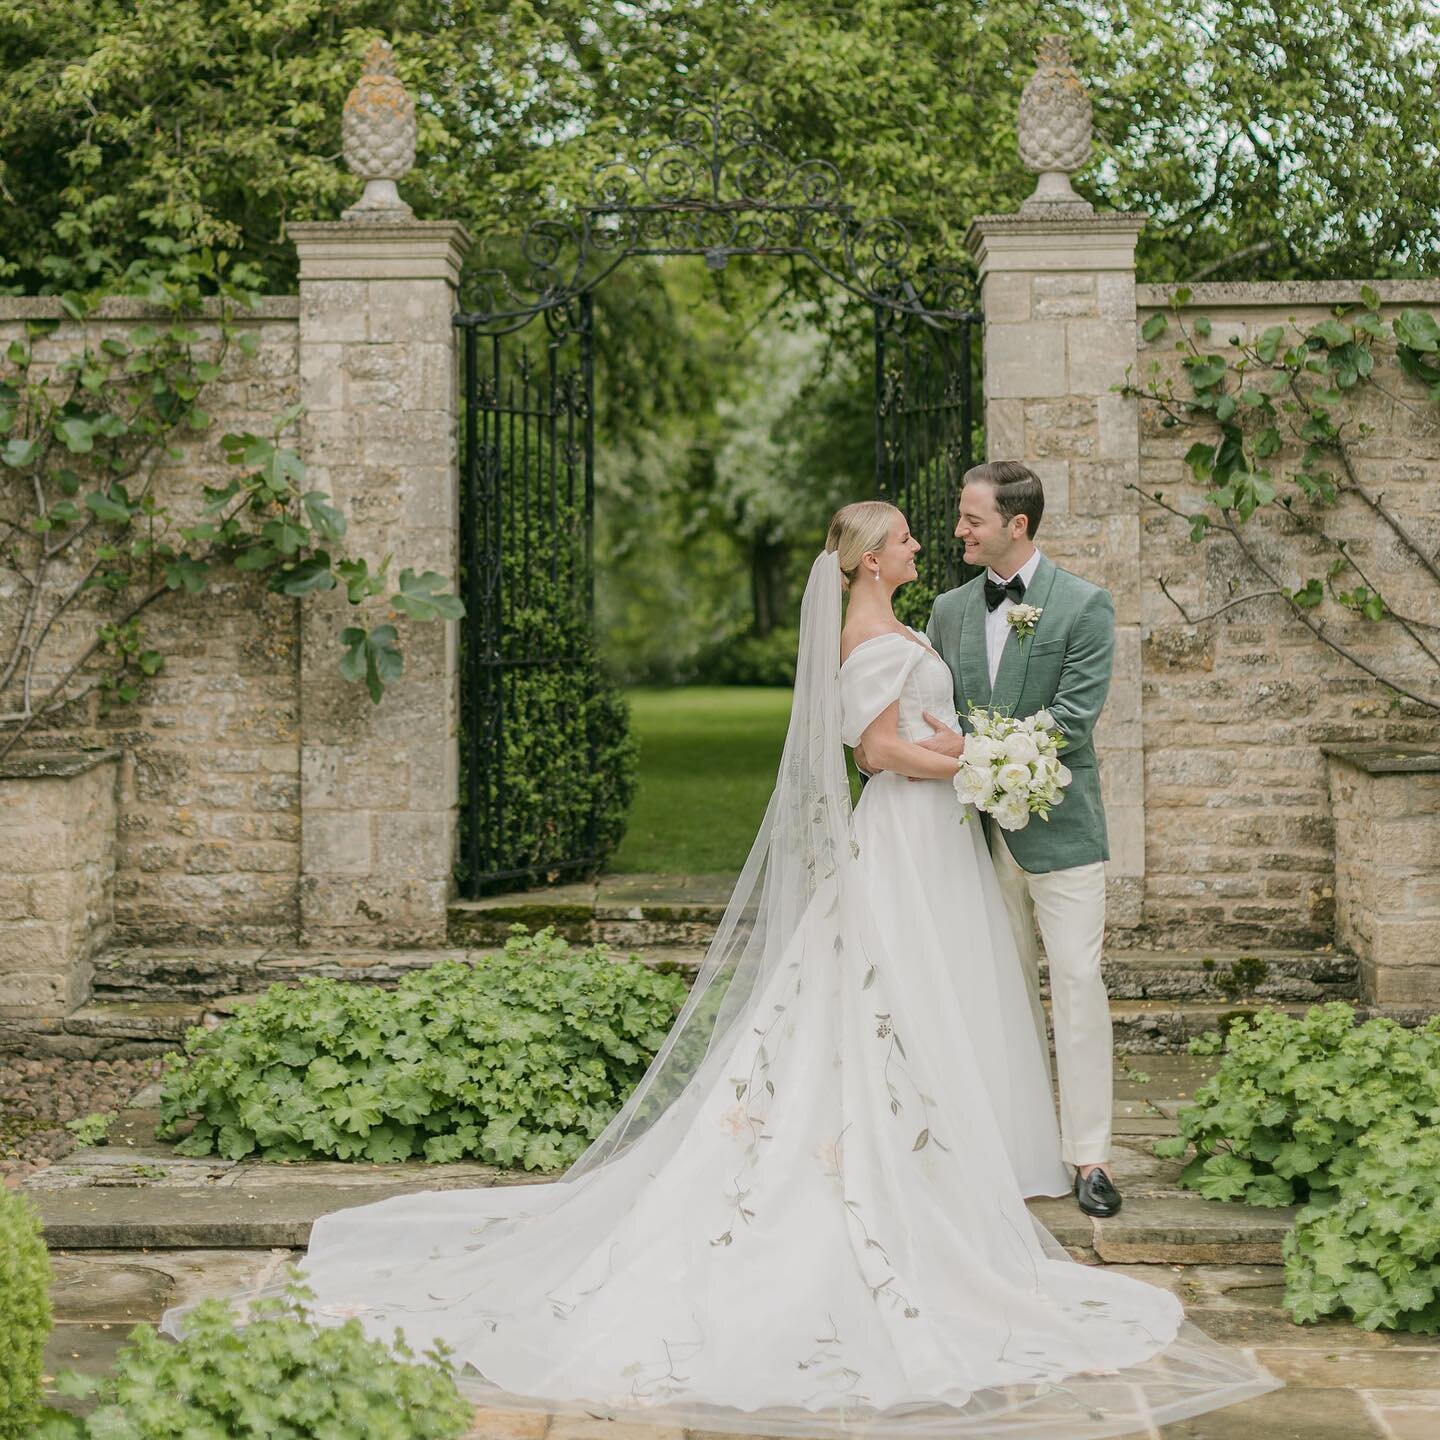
[161,551,1277,1437]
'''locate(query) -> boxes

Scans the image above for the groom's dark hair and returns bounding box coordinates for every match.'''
[961,460,1045,539]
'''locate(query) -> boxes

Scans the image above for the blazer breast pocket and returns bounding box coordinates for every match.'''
[1025,638,1065,657]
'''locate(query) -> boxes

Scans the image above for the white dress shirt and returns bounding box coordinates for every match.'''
[984,549,1043,688]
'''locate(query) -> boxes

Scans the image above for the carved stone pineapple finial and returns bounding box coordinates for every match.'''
[341,39,416,221]
[1017,35,1094,213]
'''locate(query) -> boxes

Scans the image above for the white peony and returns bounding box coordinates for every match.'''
[952,764,992,807]
[996,761,1032,793]
[1004,731,1040,765]
[992,792,1031,831]
[963,734,1000,767]
[1031,708,1057,732]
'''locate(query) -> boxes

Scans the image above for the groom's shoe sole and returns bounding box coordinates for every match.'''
[1075,1168,1123,1218]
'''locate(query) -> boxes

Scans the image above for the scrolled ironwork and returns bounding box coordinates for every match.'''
[457,82,974,331]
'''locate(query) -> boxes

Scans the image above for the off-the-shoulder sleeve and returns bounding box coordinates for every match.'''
[839,636,926,746]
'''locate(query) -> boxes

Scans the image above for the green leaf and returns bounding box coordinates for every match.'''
[276,553,337,596]
[1195,1153,1255,1202]
[302,489,347,542]
[1141,313,1168,342]
[339,624,404,703]
[1185,357,1227,390]
[84,490,132,523]
[232,544,277,572]
[53,414,95,452]
[1311,317,1353,347]
[1256,326,1286,363]
[391,568,466,623]
[1394,308,1440,352]
[1292,578,1324,609]
[163,556,210,593]
[1360,285,1381,313]
[338,556,386,603]
[1193,316,1212,339]
[1,435,40,468]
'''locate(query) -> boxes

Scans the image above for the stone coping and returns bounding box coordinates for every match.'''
[0,296,298,321]
[1138,280,1440,309]
[0,746,121,781]
[1321,744,1440,776]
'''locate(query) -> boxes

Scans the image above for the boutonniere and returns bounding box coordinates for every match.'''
[1006,603,1043,647]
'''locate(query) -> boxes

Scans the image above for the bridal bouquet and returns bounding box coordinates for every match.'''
[952,707,1072,831]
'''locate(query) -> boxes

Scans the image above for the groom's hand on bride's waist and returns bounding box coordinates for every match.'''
[918,712,964,758]
[898,713,964,782]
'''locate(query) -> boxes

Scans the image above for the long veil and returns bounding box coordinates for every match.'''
[566,548,856,1184]
[160,549,1278,1437]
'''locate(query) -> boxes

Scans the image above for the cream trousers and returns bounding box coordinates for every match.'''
[988,826,1112,1167]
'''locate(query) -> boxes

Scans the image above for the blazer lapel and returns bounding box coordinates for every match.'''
[956,579,991,712]
[989,555,1057,717]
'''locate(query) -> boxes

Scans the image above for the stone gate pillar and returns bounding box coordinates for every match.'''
[965,41,1147,928]
[286,219,471,947]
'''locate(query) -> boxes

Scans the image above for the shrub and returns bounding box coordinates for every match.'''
[691,624,798,686]
[157,927,688,1170]
[1284,1116,1440,1334]
[1158,1003,1440,1333]
[37,1280,472,1439]
[1154,1003,1440,1207]
[0,1186,53,1440]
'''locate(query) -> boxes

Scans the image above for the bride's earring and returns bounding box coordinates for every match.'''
[872,568,881,582]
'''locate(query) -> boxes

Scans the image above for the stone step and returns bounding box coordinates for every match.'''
[87,942,1359,1005]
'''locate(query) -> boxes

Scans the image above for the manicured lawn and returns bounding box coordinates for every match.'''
[610,686,793,875]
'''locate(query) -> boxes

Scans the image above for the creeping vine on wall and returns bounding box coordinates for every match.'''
[0,227,463,761]
[1126,286,1440,717]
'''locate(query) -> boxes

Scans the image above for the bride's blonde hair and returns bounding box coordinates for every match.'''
[825,500,899,590]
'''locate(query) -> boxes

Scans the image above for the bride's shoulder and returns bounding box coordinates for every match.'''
[839,624,906,666]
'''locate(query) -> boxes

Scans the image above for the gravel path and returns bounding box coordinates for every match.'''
[1,1055,163,1190]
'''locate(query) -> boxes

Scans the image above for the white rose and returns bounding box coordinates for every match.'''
[997,761,1031,793]
[1004,732,1040,765]
[1056,763,1073,788]
[1032,708,1056,732]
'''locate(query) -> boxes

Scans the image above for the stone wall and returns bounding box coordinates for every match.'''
[1326,748,1440,1003]
[0,750,120,1016]
[0,298,303,947]
[1135,282,1440,949]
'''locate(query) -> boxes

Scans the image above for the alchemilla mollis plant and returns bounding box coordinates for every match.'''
[1157,1003,1440,1332]
[36,1279,473,1439]
[157,927,689,1170]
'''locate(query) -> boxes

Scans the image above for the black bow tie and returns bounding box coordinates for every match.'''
[984,574,1026,612]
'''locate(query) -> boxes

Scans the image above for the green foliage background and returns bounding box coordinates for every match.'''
[5,1,1436,672]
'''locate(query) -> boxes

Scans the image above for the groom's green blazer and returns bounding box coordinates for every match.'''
[926,554,1114,875]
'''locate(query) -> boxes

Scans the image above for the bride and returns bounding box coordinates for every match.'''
[162,501,1278,1437]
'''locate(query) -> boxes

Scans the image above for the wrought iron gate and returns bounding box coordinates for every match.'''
[456,86,983,896]
[874,306,982,626]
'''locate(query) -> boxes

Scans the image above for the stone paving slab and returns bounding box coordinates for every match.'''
[36,1254,1440,1438]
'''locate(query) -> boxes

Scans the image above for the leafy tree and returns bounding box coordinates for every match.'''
[3,2,1436,296]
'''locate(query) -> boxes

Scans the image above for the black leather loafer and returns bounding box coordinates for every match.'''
[1075,1166,1123,1217]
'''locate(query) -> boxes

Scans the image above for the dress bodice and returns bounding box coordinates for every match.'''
[839,627,958,747]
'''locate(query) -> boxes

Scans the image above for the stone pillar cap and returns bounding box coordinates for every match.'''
[286,219,473,286]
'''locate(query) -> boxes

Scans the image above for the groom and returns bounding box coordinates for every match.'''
[923,461,1120,1217]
